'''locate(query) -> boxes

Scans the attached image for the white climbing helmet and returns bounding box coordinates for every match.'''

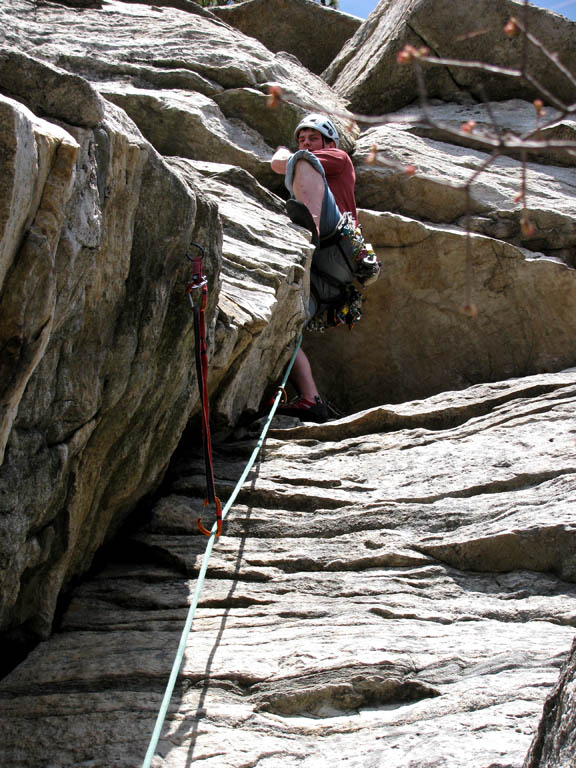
[294,113,339,146]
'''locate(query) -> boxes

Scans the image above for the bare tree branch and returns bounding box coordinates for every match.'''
[268,0,576,313]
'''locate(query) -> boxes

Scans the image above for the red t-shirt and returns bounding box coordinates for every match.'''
[313,148,357,224]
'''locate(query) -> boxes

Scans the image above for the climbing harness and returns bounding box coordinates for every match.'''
[141,337,302,768]
[339,212,381,286]
[286,202,381,332]
[311,211,381,331]
[185,242,222,538]
[309,213,380,331]
[307,282,365,332]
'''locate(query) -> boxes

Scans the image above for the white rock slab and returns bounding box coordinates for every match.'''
[1,372,574,768]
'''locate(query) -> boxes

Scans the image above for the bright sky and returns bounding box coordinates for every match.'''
[338,0,576,21]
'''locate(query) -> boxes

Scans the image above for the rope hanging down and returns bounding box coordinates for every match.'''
[186,242,222,537]
[141,334,302,768]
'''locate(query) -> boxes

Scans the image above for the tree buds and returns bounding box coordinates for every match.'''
[504,18,519,37]
[267,85,283,109]
[533,99,546,117]
[397,44,430,64]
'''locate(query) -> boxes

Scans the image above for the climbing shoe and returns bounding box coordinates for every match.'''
[276,395,328,424]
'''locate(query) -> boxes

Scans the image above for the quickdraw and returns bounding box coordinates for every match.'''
[338,212,381,286]
[186,242,222,538]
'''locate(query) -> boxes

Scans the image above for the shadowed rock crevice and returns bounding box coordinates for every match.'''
[0,674,180,697]
[171,475,352,512]
[404,21,471,99]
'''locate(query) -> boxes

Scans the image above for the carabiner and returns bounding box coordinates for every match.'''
[186,241,208,294]
[186,241,206,262]
[197,497,223,538]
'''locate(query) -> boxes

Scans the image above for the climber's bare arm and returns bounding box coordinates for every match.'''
[271,146,293,174]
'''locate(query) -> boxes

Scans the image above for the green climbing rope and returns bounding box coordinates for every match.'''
[142,336,302,768]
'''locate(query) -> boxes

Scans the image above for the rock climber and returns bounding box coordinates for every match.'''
[269,113,365,423]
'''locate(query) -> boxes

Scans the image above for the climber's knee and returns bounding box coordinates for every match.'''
[292,160,324,234]
[293,158,324,203]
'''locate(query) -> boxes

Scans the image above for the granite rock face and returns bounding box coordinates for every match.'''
[0,3,317,645]
[168,157,314,427]
[392,100,576,171]
[0,372,575,767]
[212,0,362,76]
[325,0,576,115]
[303,208,576,413]
[0,0,357,156]
[0,48,105,127]
[354,118,576,258]
[524,638,576,768]
[0,0,575,765]
[0,89,219,644]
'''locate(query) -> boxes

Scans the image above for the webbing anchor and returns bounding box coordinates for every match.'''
[186,242,223,538]
[186,242,208,308]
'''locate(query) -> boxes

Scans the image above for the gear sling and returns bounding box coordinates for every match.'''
[286,199,380,330]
